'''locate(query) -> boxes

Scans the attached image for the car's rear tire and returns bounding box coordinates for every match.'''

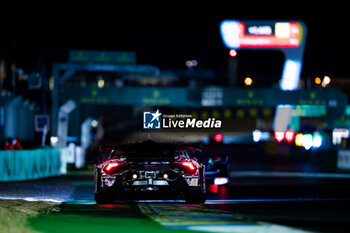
[185,190,206,204]
[95,167,115,204]
[95,192,114,204]
[185,167,206,204]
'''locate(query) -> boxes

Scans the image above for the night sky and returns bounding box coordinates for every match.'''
[1,3,349,77]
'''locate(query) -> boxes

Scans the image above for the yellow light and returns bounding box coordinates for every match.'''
[275,22,290,38]
[201,111,208,120]
[262,108,272,117]
[49,76,54,91]
[249,108,257,117]
[224,109,232,119]
[323,76,331,85]
[213,110,220,119]
[295,133,304,147]
[236,109,244,118]
[97,79,105,88]
[315,77,321,85]
[244,77,253,86]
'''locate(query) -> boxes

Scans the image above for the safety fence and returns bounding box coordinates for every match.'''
[0,148,63,182]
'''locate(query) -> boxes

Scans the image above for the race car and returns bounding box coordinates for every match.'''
[94,140,206,204]
[186,148,229,185]
[201,154,229,185]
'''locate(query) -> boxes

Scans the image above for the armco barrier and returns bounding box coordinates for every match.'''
[0,148,62,181]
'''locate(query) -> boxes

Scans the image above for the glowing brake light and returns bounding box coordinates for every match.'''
[181,161,196,171]
[104,162,119,172]
[103,161,128,174]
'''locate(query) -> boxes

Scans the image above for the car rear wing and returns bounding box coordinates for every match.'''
[99,142,202,152]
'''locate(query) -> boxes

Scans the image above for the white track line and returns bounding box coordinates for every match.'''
[0,196,62,203]
[230,171,350,178]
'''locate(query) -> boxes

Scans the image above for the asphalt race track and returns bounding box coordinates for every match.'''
[1,172,350,233]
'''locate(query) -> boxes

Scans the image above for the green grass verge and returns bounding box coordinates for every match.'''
[28,203,200,233]
[0,199,58,233]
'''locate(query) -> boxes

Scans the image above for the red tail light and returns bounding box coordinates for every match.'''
[179,161,197,175]
[105,162,120,171]
[181,161,196,171]
[103,161,127,174]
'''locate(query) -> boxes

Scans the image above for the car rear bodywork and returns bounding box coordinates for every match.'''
[94,140,206,203]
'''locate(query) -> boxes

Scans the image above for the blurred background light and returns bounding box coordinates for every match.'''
[50,136,58,147]
[295,133,304,147]
[244,77,253,86]
[214,177,229,185]
[274,131,284,143]
[214,133,223,142]
[252,129,261,142]
[321,75,331,87]
[332,128,349,145]
[312,133,322,148]
[303,134,313,150]
[314,77,321,85]
[275,22,290,38]
[285,129,295,143]
[90,120,98,128]
[97,79,105,88]
[185,59,198,69]
[229,49,237,57]
[220,21,240,48]
[273,105,293,134]
[280,60,301,90]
